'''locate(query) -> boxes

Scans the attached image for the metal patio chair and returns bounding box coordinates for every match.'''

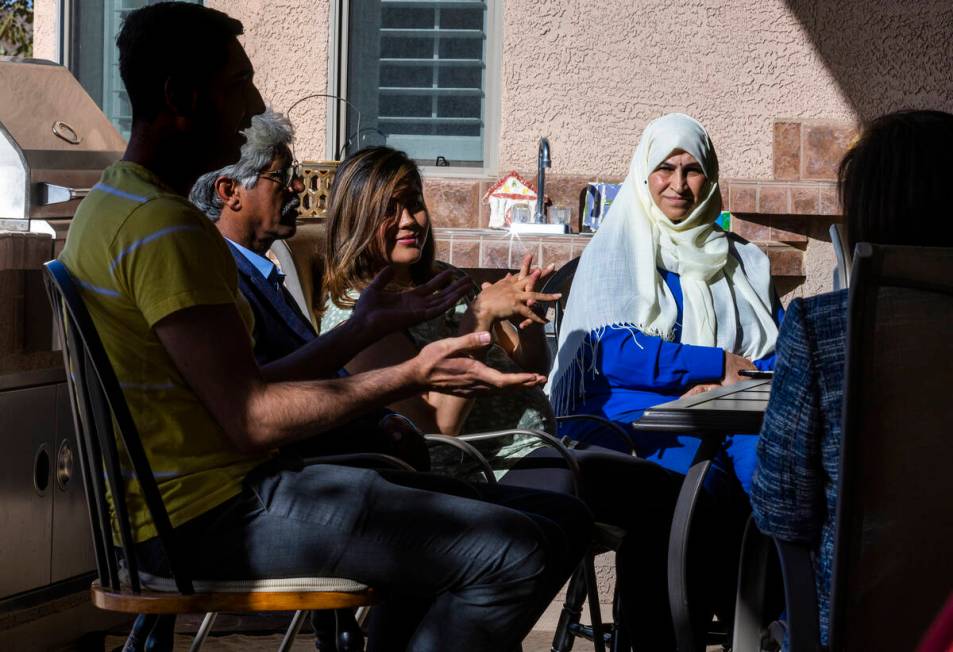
[423,258,636,651]
[829,223,851,291]
[425,428,628,652]
[734,243,953,652]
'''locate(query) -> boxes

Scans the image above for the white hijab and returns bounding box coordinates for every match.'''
[547,113,778,412]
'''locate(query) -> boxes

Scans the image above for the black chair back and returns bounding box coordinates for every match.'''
[540,256,580,343]
[831,244,953,650]
[540,257,581,363]
[43,259,194,595]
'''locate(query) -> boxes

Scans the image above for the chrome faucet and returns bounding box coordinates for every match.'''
[535,137,551,223]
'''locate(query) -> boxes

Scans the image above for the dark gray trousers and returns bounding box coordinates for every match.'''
[139,456,592,651]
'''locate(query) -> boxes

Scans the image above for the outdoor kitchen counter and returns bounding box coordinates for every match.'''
[431,227,803,277]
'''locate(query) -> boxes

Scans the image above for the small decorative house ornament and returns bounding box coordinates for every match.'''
[483,171,538,229]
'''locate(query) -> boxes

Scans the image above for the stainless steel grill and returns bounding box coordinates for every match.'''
[0,57,125,231]
[0,58,124,609]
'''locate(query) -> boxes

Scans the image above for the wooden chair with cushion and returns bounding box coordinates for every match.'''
[43,258,381,651]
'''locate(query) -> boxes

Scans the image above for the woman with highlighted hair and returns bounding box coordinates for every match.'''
[322,145,697,648]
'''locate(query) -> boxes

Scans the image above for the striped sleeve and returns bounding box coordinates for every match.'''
[112,198,239,327]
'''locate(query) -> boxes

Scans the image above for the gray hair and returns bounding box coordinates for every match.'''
[190,109,295,221]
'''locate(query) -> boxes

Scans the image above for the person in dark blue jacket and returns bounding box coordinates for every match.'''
[752,109,953,647]
[188,110,499,649]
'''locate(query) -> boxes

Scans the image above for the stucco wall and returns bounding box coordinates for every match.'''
[499,0,953,179]
[31,0,953,177]
[218,0,953,179]
[205,0,332,160]
[27,0,953,302]
[30,0,333,157]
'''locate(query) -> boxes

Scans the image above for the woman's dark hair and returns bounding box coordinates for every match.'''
[117,3,243,122]
[324,147,435,308]
[839,109,953,251]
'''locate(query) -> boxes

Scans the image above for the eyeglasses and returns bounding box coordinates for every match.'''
[258,161,301,190]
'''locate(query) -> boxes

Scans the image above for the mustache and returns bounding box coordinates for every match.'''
[281,196,300,220]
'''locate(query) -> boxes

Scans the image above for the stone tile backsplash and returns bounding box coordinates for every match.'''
[420,117,857,293]
[434,228,803,278]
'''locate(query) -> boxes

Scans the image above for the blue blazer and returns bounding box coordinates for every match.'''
[751,289,849,647]
[226,241,317,366]
[226,243,421,466]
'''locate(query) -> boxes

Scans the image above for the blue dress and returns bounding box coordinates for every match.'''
[557,267,784,497]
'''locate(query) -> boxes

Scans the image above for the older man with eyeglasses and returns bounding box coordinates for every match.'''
[190,110,316,365]
[190,110,440,467]
[191,107,408,651]
[190,109,465,376]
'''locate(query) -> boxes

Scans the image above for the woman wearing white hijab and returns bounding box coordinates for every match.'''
[549,113,784,641]
[550,112,783,498]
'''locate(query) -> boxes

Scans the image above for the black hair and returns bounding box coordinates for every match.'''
[116,2,244,122]
[839,110,953,251]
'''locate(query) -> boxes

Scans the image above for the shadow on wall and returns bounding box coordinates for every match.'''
[783,0,953,121]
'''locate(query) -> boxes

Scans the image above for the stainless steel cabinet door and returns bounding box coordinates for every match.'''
[0,385,56,598]
[50,384,94,582]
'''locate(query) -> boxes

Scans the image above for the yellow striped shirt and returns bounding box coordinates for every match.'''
[60,161,268,543]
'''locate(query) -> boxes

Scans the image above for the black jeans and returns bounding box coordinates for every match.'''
[500,445,682,649]
[501,444,752,650]
[138,456,592,652]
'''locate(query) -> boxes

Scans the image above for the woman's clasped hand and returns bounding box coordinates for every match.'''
[471,254,559,331]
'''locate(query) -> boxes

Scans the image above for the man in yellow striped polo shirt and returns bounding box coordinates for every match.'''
[60,4,591,650]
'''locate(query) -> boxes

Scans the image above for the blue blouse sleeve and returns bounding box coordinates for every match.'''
[751,298,824,543]
[593,327,725,393]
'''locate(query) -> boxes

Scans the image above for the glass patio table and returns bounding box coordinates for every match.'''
[631,378,772,652]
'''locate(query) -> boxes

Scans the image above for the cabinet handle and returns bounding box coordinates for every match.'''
[34,444,50,495]
[56,439,73,490]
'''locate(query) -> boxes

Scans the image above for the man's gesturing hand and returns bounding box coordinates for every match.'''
[352,266,472,338]
[410,331,546,397]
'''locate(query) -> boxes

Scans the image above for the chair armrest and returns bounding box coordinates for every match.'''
[424,434,498,484]
[554,414,637,455]
[457,429,581,496]
[773,538,822,652]
[300,453,416,472]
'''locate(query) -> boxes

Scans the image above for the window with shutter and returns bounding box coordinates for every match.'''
[345,0,490,168]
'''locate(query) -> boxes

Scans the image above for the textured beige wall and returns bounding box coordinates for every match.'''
[30,0,332,157]
[500,0,953,179]
[31,0,953,177]
[206,0,332,160]
[32,0,58,61]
